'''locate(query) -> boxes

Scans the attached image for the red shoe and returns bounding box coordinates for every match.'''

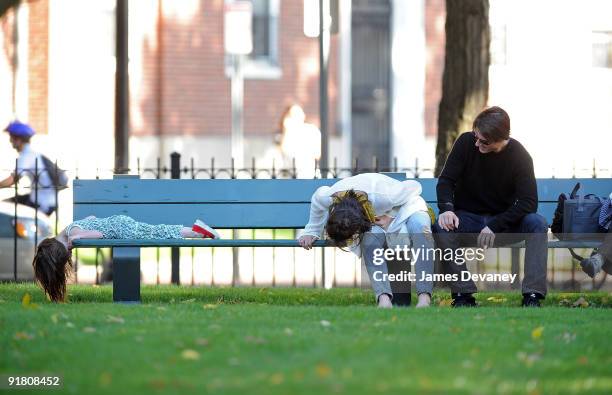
[192,220,221,239]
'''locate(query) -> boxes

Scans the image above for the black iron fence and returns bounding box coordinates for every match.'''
[0,153,610,290]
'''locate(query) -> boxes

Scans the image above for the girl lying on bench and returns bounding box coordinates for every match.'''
[297,173,434,308]
[32,215,220,302]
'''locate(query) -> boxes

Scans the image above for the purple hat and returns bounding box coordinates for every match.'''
[4,121,35,137]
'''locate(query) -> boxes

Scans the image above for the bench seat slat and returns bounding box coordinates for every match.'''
[74,203,312,229]
[73,173,409,204]
[74,178,611,205]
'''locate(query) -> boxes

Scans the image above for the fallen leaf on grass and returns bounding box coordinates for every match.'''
[106,315,125,324]
[51,314,59,324]
[531,326,544,340]
[315,363,332,378]
[572,297,589,308]
[320,320,331,327]
[438,298,453,307]
[99,372,112,387]
[83,327,96,333]
[65,322,75,328]
[195,338,209,346]
[269,373,284,385]
[391,315,397,323]
[577,356,588,365]
[181,298,196,304]
[14,331,34,340]
[181,349,200,360]
[486,296,507,303]
[21,293,39,309]
[203,304,218,310]
[284,328,293,336]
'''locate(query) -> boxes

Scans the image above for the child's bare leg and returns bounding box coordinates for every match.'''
[180,227,202,238]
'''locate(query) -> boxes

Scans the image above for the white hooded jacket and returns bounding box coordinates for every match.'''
[302,173,428,255]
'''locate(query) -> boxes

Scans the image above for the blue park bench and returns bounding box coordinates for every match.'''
[72,175,611,303]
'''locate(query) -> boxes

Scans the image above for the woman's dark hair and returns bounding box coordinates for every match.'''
[472,106,510,142]
[32,238,72,302]
[326,190,372,249]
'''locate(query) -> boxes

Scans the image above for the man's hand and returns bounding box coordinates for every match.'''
[438,211,459,231]
[477,226,495,249]
[298,235,317,250]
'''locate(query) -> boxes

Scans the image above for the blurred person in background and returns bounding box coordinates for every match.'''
[0,121,57,215]
[580,195,612,277]
[278,104,321,179]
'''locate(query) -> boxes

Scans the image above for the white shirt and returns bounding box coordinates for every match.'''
[16,144,56,212]
[302,173,428,254]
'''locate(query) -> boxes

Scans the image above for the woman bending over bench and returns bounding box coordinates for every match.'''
[32,215,220,302]
[298,173,435,308]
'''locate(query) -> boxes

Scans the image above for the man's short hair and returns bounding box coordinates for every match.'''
[472,106,510,142]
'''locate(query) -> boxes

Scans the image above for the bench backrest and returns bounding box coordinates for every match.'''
[73,177,611,229]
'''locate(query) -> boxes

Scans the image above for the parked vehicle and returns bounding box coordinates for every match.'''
[0,202,52,280]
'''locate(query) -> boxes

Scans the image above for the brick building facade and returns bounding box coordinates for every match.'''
[0,0,447,174]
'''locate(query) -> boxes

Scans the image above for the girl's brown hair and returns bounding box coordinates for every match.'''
[326,190,372,249]
[32,238,72,302]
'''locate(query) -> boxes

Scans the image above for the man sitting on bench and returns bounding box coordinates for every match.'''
[433,106,549,307]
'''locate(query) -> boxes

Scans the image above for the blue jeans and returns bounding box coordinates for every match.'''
[432,211,548,296]
[361,211,435,299]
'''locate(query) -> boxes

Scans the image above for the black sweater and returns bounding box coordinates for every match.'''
[436,132,538,233]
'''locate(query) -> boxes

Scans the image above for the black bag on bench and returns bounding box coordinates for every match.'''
[551,182,607,261]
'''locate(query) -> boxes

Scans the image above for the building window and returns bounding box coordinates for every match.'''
[225,0,280,79]
[250,0,275,60]
[246,0,280,79]
[592,31,612,68]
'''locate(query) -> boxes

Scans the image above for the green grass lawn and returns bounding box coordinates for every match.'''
[1,284,611,395]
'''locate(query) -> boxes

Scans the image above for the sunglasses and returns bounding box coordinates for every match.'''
[472,131,491,146]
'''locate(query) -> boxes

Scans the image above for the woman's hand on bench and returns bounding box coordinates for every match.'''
[298,235,317,250]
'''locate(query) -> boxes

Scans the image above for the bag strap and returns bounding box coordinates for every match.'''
[568,248,585,261]
[570,182,581,199]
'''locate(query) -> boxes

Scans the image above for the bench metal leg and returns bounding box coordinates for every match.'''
[112,247,141,303]
[511,247,520,290]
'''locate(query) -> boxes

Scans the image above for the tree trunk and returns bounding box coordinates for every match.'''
[434,0,490,177]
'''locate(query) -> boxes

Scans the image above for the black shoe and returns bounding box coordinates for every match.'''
[391,292,411,307]
[522,293,542,307]
[451,293,477,307]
